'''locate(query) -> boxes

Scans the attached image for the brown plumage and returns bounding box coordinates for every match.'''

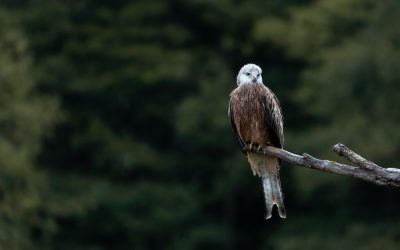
[229,64,286,219]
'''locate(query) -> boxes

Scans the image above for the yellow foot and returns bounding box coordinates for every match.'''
[249,143,253,150]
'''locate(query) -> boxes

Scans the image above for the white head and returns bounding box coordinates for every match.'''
[237,63,263,86]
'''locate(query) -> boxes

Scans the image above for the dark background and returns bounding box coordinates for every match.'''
[0,0,399,249]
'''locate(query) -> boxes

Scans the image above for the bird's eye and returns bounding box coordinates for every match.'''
[245,72,250,76]
[257,74,260,78]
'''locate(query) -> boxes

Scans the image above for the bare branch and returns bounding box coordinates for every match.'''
[248,144,400,188]
[332,143,381,170]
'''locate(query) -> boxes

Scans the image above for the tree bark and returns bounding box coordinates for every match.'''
[247,143,400,188]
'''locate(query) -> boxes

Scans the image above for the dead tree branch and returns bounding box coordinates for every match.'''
[248,143,400,188]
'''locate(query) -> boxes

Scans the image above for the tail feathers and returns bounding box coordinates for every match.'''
[247,153,286,219]
[262,168,286,219]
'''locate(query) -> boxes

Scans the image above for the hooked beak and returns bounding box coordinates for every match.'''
[251,74,257,82]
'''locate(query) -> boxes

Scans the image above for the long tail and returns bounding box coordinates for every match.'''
[248,153,286,219]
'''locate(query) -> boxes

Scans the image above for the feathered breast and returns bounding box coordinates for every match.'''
[229,83,284,150]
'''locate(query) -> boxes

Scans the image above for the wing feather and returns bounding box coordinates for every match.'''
[228,99,246,154]
[260,88,284,148]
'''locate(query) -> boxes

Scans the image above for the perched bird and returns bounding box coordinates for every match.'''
[228,63,286,219]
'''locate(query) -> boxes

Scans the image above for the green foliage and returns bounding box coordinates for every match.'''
[0,9,60,249]
[257,0,400,163]
[0,0,399,249]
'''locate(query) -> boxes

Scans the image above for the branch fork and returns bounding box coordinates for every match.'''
[247,143,400,188]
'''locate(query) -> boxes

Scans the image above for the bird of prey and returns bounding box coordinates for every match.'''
[228,63,286,219]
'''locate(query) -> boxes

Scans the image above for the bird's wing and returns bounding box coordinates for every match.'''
[260,88,284,148]
[228,98,246,154]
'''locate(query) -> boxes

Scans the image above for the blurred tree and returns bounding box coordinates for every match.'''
[254,0,400,249]
[0,9,60,250]
[0,0,399,249]
[254,0,400,161]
